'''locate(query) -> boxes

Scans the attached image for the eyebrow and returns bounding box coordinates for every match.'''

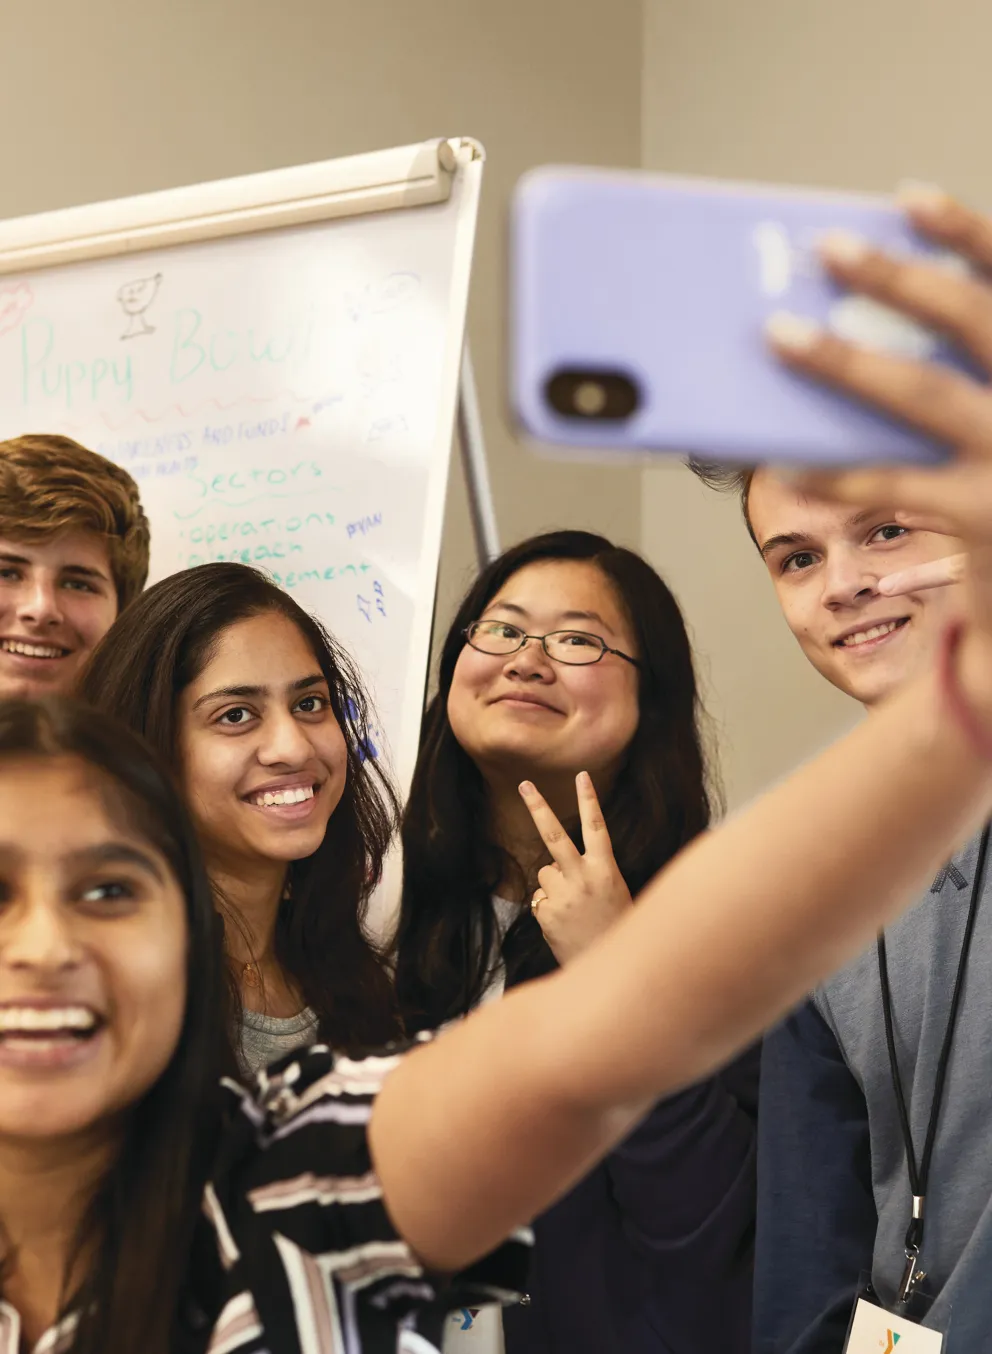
[759,531,812,560]
[758,508,883,559]
[485,601,617,635]
[0,551,110,583]
[191,672,326,711]
[0,840,164,883]
[66,842,165,883]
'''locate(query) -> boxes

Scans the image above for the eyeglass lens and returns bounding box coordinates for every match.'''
[468,622,605,664]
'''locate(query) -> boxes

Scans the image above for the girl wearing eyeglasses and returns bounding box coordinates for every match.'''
[393,530,756,1354]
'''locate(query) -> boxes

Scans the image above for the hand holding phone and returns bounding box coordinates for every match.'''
[509,168,974,466]
[761,188,992,676]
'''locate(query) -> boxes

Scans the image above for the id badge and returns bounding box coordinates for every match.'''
[844,1298,943,1353]
[442,1306,504,1354]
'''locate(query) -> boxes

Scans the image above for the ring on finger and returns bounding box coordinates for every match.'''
[531,889,547,914]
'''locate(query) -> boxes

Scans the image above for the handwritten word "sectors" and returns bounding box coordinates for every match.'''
[170,309,314,384]
[22,319,132,408]
[178,461,324,513]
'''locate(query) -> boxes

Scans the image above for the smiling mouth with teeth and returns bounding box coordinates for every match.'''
[247,785,317,808]
[0,639,69,660]
[835,618,909,649]
[0,1006,101,1041]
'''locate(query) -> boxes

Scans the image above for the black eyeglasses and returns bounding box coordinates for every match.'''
[463,620,639,667]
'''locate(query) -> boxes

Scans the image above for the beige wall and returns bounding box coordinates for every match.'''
[639,0,992,806]
[0,0,643,657]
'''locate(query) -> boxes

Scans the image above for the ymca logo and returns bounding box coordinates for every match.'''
[880,1332,901,1352]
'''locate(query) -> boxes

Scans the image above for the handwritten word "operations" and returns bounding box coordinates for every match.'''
[185,512,336,546]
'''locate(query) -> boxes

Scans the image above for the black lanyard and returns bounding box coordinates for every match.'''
[876,824,991,1306]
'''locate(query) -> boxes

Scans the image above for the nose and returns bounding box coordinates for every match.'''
[256,709,315,767]
[1,892,80,974]
[16,574,64,629]
[820,546,880,611]
[503,636,555,682]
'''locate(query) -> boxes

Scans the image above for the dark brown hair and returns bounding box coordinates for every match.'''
[78,563,401,1052]
[393,529,717,1031]
[0,434,149,608]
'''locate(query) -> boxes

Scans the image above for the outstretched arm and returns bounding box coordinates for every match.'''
[372,187,992,1275]
[372,672,992,1271]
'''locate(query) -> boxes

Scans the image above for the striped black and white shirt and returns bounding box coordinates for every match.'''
[0,1044,532,1354]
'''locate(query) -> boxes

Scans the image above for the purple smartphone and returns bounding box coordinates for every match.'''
[509,167,970,466]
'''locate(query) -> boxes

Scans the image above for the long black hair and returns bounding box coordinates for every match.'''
[79,563,402,1052]
[0,698,229,1354]
[394,530,717,1031]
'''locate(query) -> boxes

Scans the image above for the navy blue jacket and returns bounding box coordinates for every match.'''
[753,1002,876,1353]
[756,832,992,1354]
[502,1046,759,1354]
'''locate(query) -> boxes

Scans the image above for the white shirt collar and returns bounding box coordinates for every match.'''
[0,1301,78,1354]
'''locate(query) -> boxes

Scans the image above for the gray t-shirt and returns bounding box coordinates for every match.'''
[239,1006,318,1078]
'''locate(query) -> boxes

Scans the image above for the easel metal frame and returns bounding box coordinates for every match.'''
[457,344,500,567]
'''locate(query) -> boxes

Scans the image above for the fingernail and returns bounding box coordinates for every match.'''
[896,180,949,216]
[519,780,534,796]
[765,311,823,352]
[819,229,870,267]
[577,771,591,787]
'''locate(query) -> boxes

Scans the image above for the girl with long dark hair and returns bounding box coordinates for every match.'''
[396,531,715,1020]
[79,562,400,1070]
[394,530,756,1353]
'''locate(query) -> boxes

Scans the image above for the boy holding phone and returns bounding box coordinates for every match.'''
[689,451,990,1350]
[0,434,148,699]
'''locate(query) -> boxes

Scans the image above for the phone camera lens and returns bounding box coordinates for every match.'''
[573,381,608,415]
[545,369,639,422]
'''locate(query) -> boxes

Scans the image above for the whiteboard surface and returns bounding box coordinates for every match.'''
[0,145,482,795]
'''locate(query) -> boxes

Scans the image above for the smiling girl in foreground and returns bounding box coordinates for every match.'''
[79,563,400,1070]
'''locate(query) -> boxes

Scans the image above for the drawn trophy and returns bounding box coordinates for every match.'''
[117,273,162,339]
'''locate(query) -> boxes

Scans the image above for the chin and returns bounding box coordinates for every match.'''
[0,1097,109,1139]
[829,663,905,707]
[484,727,557,757]
[258,826,329,860]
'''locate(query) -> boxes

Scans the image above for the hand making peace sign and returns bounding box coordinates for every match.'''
[518,772,633,966]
